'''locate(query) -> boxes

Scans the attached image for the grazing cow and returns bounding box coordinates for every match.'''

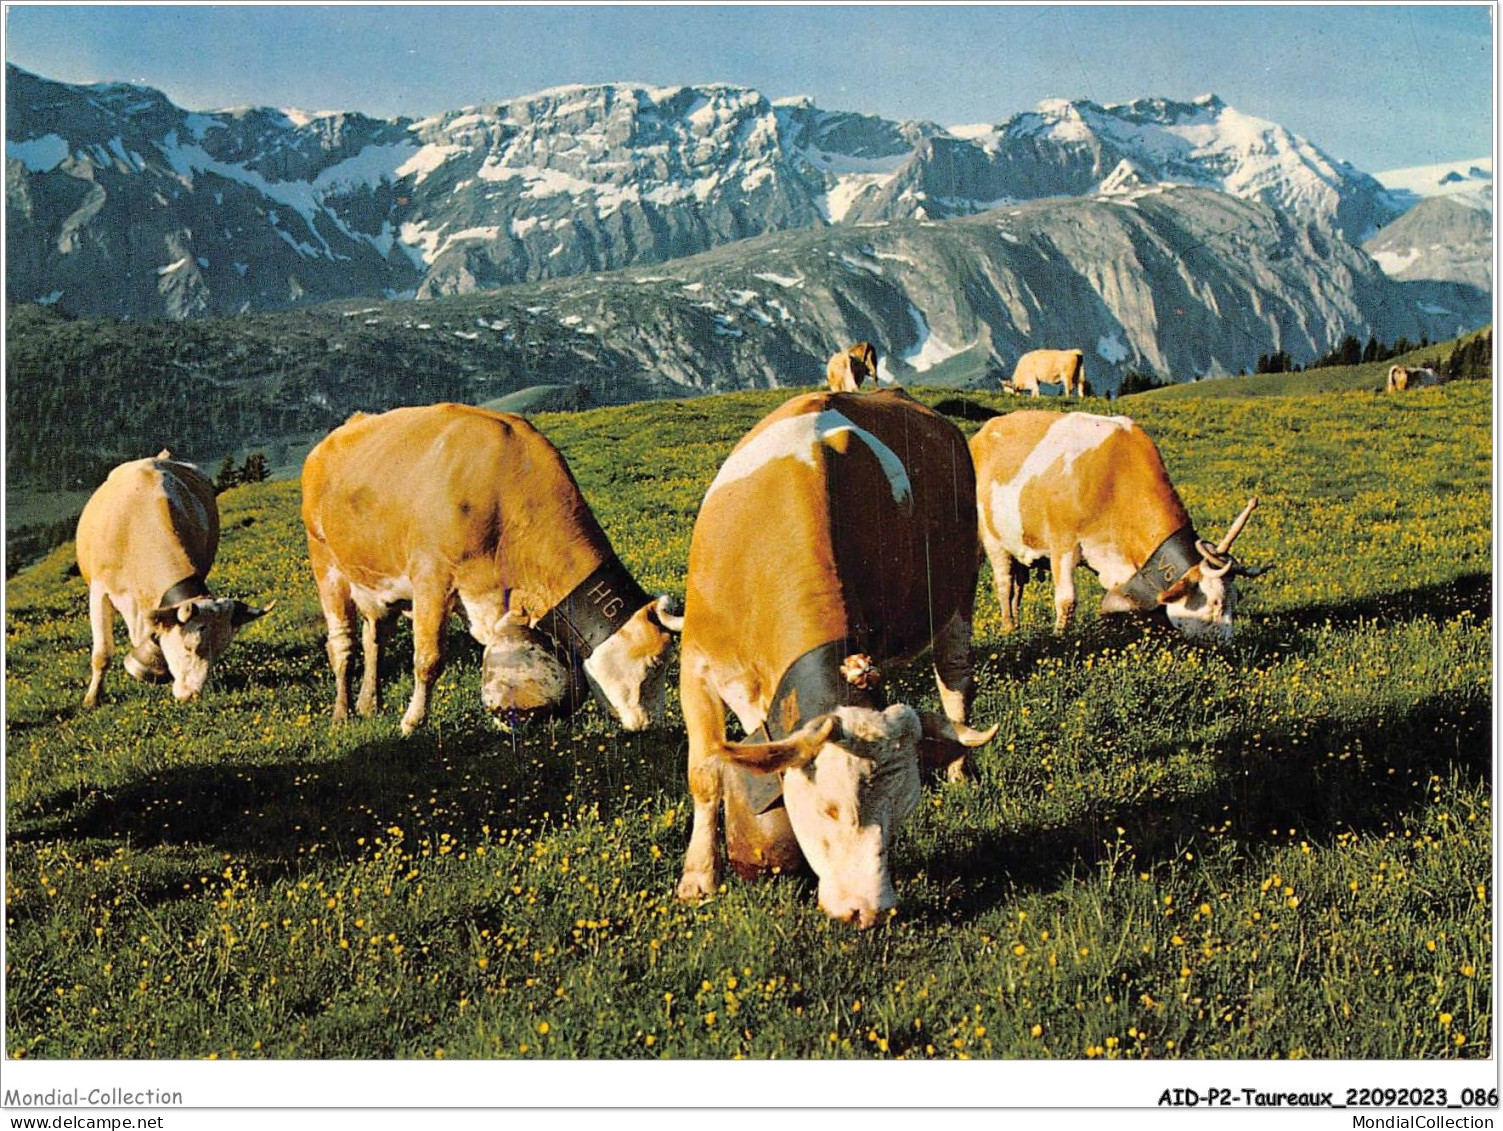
[301,404,682,734]
[971,411,1269,639]
[1387,365,1443,393]
[1007,348,1085,397]
[825,342,879,392]
[77,451,270,706]
[676,389,997,927]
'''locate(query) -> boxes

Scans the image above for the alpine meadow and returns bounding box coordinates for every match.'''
[5,352,1491,1060]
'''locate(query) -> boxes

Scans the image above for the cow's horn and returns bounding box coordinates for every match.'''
[1215,496,1258,555]
[652,594,685,634]
[919,711,999,748]
[1195,539,1234,578]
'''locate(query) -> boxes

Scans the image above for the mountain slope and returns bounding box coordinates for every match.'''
[9,185,1487,492]
[7,67,1425,319]
[847,95,1400,242]
[1363,193,1492,291]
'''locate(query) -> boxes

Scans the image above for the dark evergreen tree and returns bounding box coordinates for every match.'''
[238,452,271,484]
[214,456,239,493]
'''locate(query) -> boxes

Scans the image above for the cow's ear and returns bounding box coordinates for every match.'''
[232,599,274,627]
[1157,569,1201,606]
[718,715,837,773]
[147,606,182,632]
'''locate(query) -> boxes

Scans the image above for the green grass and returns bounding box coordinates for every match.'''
[4,381,1491,1059]
[1130,333,1486,400]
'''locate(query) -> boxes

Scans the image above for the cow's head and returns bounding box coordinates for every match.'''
[582,595,683,731]
[718,702,997,928]
[1103,497,1272,640]
[144,598,272,700]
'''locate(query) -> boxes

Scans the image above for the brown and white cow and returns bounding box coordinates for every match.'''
[971,411,1268,639]
[300,404,681,735]
[1007,348,1085,397]
[676,389,997,928]
[77,451,271,706]
[825,342,878,392]
[1387,364,1443,392]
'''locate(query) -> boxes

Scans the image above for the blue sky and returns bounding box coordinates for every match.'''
[4,4,1493,171]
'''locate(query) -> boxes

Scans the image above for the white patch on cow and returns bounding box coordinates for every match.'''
[986,414,1134,568]
[153,599,241,700]
[348,574,415,615]
[781,704,922,927]
[706,411,912,507]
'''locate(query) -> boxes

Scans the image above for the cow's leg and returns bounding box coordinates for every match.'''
[677,662,728,900]
[355,613,384,717]
[1051,545,1082,634]
[82,584,115,708]
[933,590,977,727]
[401,570,451,735]
[981,534,1025,634]
[310,540,358,722]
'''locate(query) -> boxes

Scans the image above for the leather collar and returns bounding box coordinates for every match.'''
[747,639,886,743]
[534,557,649,660]
[1120,526,1202,609]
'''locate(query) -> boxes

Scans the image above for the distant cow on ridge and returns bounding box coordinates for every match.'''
[1006,349,1085,397]
[826,342,879,392]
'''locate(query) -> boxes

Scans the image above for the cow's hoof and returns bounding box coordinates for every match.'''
[676,871,719,901]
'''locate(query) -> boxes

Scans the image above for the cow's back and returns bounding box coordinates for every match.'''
[687,389,976,677]
[77,456,218,591]
[301,404,607,605]
[972,410,1188,562]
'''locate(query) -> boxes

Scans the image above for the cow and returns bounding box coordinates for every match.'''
[825,342,878,392]
[1006,348,1085,397]
[970,411,1269,639]
[675,388,998,928]
[76,451,271,707]
[1388,364,1442,392]
[300,404,682,735]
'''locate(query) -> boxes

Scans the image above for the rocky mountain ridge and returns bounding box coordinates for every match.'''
[6,66,1437,321]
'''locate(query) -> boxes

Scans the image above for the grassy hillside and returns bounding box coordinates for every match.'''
[5,381,1491,1059]
[1129,328,1491,400]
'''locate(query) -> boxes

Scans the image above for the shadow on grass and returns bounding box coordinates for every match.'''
[906,686,1490,927]
[12,699,689,907]
[973,571,1492,678]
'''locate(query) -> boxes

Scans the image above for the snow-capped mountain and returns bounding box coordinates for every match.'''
[843,95,1401,242]
[1374,157,1492,206]
[6,66,1442,321]
[1362,158,1492,290]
